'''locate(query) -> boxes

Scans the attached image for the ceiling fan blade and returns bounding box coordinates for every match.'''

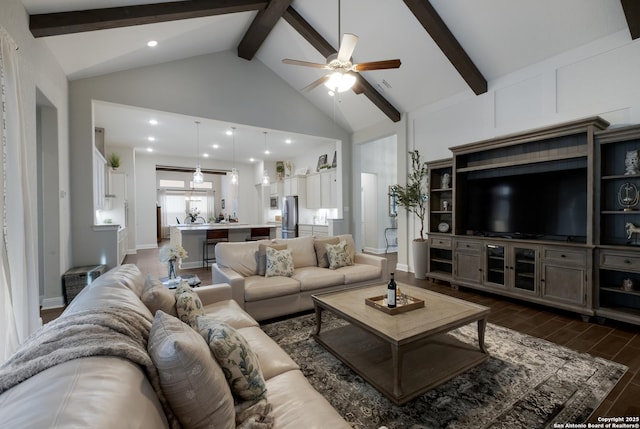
[301,75,330,92]
[353,59,402,72]
[282,59,328,69]
[337,33,359,63]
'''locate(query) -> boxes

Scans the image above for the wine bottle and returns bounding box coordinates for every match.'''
[387,273,397,308]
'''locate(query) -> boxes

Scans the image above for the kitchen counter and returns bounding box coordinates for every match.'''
[170,224,276,269]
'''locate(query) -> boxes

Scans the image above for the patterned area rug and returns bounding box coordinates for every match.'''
[261,312,627,429]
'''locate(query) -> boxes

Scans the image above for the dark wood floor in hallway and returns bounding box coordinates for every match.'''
[123,244,640,421]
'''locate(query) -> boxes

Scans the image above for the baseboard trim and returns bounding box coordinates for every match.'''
[137,243,159,250]
[395,263,409,273]
[41,296,65,309]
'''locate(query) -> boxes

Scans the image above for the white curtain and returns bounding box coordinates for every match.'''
[0,27,38,361]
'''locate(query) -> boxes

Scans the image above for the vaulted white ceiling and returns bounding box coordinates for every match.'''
[20,0,631,158]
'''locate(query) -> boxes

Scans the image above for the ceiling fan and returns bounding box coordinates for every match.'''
[282,1,401,93]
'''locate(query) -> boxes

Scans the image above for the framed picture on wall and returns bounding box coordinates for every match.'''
[389,185,398,217]
[316,154,328,171]
[221,199,225,210]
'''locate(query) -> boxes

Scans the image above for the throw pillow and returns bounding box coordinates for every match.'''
[148,311,235,429]
[141,275,177,317]
[313,236,340,268]
[325,240,354,270]
[196,315,267,403]
[265,247,294,277]
[256,243,287,276]
[174,282,205,328]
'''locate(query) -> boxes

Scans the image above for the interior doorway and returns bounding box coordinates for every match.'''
[36,89,61,308]
[361,173,379,252]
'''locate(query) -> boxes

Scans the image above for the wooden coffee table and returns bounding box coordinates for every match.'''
[312,283,490,405]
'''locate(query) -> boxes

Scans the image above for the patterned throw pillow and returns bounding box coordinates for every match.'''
[256,243,287,276]
[325,240,354,270]
[196,315,267,403]
[175,282,205,328]
[148,311,235,429]
[265,247,294,277]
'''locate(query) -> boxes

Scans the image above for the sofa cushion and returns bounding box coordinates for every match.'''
[266,370,351,429]
[215,241,260,277]
[196,316,267,403]
[326,240,354,270]
[202,299,259,329]
[142,276,177,317]
[175,283,205,328]
[148,311,235,429]
[265,247,294,278]
[98,264,146,297]
[337,263,382,284]
[257,242,286,276]
[244,276,300,302]
[293,266,345,291]
[274,236,316,268]
[236,326,299,380]
[314,236,340,268]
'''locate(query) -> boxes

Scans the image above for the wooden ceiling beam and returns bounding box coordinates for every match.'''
[238,0,292,60]
[403,0,487,95]
[283,6,402,123]
[29,0,267,38]
[621,0,640,40]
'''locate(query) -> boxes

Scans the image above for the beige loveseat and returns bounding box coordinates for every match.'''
[0,264,350,429]
[212,234,388,321]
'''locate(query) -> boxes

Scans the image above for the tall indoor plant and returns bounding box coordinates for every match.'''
[392,150,428,279]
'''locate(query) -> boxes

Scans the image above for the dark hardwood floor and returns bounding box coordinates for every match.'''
[119,243,639,419]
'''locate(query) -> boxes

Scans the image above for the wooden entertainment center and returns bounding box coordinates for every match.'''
[426,117,640,326]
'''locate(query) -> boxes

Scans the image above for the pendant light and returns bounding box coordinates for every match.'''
[192,121,204,184]
[230,127,239,185]
[262,131,271,186]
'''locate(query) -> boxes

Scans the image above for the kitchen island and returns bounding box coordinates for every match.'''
[169,223,277,269]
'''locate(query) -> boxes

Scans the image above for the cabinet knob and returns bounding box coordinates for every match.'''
[561,254,566,258]
[624,259,631,264]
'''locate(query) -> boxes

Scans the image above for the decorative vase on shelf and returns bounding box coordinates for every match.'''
[168,259,177,280]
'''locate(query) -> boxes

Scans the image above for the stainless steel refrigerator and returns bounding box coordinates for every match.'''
[282,196,298,238]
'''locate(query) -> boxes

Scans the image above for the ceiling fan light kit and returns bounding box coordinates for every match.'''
[281,0,400,95]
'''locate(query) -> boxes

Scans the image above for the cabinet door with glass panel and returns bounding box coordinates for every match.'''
[484,242,539,295]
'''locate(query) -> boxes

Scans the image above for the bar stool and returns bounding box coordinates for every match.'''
[245,227,271,241]
[202,229,229,269]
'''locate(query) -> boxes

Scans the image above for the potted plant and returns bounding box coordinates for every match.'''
[108,152,121,170]
[391,150,428,279]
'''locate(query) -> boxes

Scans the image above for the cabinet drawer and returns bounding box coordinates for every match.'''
[430,236,451,249]
[454,239,481,253]
[600,251,640,271]
[543,248,586,265]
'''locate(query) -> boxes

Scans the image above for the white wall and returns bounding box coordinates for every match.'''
[1,1,70,317]
[355,31,640,275]
[69,50,350,268]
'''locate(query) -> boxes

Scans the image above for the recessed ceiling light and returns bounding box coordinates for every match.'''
[148,136,155,142]
[203,153,209,158]
[249,158,255,163]
[212,144,219,149]
[147,147,153,152]
[147,40,158,47]
[264,150,270,155]
[285,139,292,144]
[149,119,158,125]
[225,130,233,136]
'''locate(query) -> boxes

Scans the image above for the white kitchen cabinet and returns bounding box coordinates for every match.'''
[284,176,305,197]
[306,171,337,209]
[321,171,337,208]
[306,174,321,209]
[270,181,283,197]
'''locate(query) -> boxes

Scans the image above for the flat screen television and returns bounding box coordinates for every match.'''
[462,168,587,242]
